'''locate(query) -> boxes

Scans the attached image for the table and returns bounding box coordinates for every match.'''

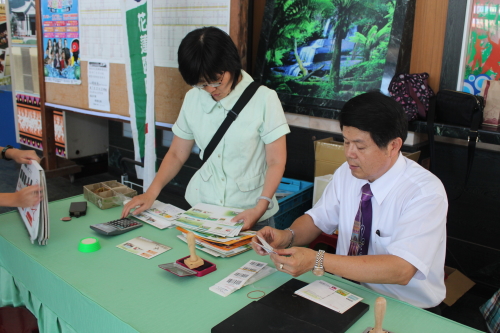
[0,196,484,333]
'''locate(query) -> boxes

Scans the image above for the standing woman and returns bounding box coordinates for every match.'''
[122,26,290,230]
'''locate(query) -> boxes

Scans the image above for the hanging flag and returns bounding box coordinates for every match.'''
[122,0,156,191]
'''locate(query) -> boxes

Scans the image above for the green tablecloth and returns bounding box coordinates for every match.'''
[0,195,483,333]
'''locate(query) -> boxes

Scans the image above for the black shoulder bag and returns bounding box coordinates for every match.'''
[201,81,261,166]
[427,90,485,198]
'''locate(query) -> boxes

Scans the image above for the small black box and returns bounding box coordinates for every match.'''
[69,202,87,218]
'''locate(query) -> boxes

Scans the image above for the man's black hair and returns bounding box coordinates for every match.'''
[178,26,242,90]
[339,91,408,149]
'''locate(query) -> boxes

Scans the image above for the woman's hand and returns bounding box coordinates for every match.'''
[14,185,42,208]
[121,192,156,218]
[6,149,41,164]
[232,206,267,230]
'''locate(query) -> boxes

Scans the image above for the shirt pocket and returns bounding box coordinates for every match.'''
[236,173,265,192]
[200,164,213,182]
[372,234,392,255]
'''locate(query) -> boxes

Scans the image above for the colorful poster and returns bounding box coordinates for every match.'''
[8,0,37,45]
[17,94,67,157]
[41,0,81,84]
[0,3,12,87]
[461,0,500,95]
[122,0,156,191]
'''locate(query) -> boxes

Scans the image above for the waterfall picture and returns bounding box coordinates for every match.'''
[258,0,411,107]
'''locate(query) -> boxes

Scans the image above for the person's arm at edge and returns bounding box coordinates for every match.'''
[0,185,42,208]
[236,136,287,229]
[121,136,194,217]
[0,146,41,164]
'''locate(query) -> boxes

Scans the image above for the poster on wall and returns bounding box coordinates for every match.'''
[8,0,37,45]
[41,0,81,84]
[17,94,67,157]
[0,3,12,87]
[461,0,500,95]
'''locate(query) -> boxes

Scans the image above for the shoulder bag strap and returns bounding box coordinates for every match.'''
[201,81,261,166]
[454,96,483,200]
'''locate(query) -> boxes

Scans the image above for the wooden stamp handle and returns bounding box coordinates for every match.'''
[186,232,199,261]
[373,297,386,333]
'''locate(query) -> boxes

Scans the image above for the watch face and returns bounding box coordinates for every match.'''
[312,267,324,276]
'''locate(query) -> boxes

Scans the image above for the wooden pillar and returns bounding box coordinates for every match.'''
[35,0,56,170]
[410,0,450,93]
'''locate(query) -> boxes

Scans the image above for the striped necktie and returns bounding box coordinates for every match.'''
[348,183,373,256]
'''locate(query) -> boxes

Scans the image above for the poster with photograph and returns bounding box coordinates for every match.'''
[256,0,413,112]
[461,0,500,95]
[41,0,81,84]
[8,0,37,45]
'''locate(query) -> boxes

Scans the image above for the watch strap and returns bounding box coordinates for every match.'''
[314,250,325,270]
[1,145,13,161]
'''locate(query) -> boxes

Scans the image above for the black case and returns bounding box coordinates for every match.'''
[69,202,87,217]
[212,278,369,333]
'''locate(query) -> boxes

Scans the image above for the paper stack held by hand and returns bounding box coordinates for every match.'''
[16,161,49,245]
[132,200,185,229]
[173,203,253,257]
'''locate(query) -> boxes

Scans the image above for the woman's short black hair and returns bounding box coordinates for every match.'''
[178,26,242,89]
[339,91,408,149]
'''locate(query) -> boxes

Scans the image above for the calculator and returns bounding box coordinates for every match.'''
[90,218,143,236]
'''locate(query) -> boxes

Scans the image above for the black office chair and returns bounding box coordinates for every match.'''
[0,307,39,333]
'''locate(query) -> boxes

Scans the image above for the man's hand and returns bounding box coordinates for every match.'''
[270,247,317,277]
[231,206,266,230]
[14,185,42,208]
[252,226,292,255]
[6,149,41,164]
[121,192,156,218]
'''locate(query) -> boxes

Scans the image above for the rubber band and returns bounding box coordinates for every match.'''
[247,290,266,299]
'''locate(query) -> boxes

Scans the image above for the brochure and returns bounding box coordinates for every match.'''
[117,236,172,259]
[294,280,363,314]
[16,161,49,245]
[133,201,185,229]
[173,203,244,237]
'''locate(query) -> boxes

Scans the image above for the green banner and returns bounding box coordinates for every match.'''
[126,2,148,158]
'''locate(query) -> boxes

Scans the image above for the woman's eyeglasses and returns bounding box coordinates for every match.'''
[192,72,225,89]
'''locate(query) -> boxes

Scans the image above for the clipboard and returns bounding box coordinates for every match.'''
[212,278,369,333]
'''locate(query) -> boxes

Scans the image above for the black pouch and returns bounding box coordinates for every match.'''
[435,90,484,127]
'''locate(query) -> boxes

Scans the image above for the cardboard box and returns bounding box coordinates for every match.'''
[83,180,137,210]
[443,266,475,306]
[313,174,333,205]
[314,138,421,177]
[314,138,345,177]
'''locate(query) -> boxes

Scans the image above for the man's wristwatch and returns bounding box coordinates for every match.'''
[1,145,13,161]
[312,250,326,276]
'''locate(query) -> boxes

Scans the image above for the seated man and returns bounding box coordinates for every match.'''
[253,91,447,312]
[0,145,41,208]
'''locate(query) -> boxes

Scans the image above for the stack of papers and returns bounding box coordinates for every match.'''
[132,201,185,229]
[173,203,253,257]
[173,203,244,237]
[16,161,49,245]
[210,260,272,297]
[176,227,255,257]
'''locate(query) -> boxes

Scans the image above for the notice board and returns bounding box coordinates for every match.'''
[45,0,249,125]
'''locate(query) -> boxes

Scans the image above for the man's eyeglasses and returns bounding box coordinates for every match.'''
[192,72,225,89]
